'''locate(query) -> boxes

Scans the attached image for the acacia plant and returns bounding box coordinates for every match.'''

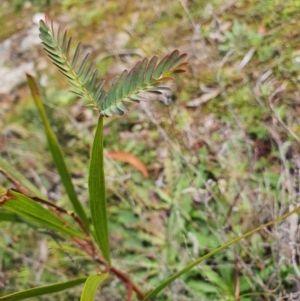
[0,17,299,301]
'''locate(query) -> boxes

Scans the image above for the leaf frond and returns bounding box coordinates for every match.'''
[39,18,188,117]
[39,20,103,110]
[100,49,188,117]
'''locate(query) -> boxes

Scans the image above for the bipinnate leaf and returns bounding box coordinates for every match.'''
[142,206,300,300]
[39,19,104,109]
[80,273,108,301]
[88,117,110,263]
[26,74,90,231]
[0,277,86,301]
[0,189,85,239]
[100,49,188,117]
[39,18,187,117]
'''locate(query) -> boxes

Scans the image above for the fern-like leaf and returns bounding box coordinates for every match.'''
[39,18,188,117]
[100,50,188,117]
[39,18,103,109]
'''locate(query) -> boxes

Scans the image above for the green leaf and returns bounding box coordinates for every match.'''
[0,203,63,233]
[39,19,48,32]
[200,266,229,292]
[115,70,127,100]
[100,51,187,117]
[106,77,118,107]
[26,74,90,231]
[39,20,100,109]
[142,206,300,300]
[122,68,133,97]
[80,273,108,301]
[94,81,105,102]
[97,91,107,108]
[161,50,179,74]
[153,54,169,79]
[88,70,98,92]
[0,156,44,198]
[0,277,86,301]
[136,57,148,88]
[129,61,141,93]
[71,42,82,69]
[77,53,91,77]
[82,62,96,84]
[39,18,187,117]
[144,56,158,84]
[88,117,110,263]
[0,210,23,223]
[172,53,188,69]
[0,189,85,239]
[188,280,217,293]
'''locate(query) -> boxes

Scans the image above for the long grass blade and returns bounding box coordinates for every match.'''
[142,206,300,300]
[0,210,23,223]
[0,277,86,301]
[26,74,90,231]
[0,156,44,198]
[88,116,110,263]
[0,189,85,239]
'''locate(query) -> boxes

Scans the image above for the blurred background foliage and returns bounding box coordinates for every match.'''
[1,0,300,300]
